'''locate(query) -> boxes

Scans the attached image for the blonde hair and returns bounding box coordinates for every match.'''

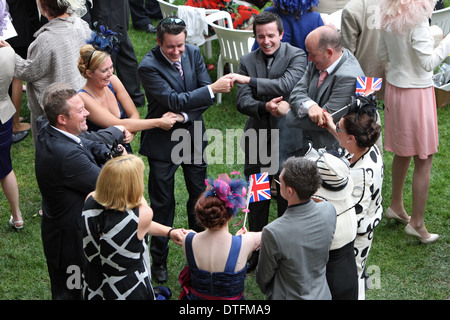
[93,155,145,211]
[77,44,110,78]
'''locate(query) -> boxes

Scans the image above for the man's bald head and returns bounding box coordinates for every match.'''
[305,26,343,71]
[306,25,342,53]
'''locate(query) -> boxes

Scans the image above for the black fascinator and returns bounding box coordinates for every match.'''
[347,94,381,122]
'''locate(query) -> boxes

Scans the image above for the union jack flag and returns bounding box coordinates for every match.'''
[355,76,383,96]
[249,172,271,203]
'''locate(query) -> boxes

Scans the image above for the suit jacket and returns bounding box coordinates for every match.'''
[287,49,364,149]
[236,43,307,176]
[35,122,123,272]
[256,200,336,300]
[138,44,214,164]
[341,0,386,99]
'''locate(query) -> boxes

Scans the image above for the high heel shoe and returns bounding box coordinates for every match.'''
[385,207,410,224]
[9,216,24,229]
[405,224,438,244]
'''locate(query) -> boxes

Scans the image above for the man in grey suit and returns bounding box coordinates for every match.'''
[256,156,336,300]
[278,26,364,150]
[233,11,307,270]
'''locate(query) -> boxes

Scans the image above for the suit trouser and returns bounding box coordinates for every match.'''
[326,240,358,300]
[129,0,162,28]
[247,174,287,232]
[148,158,206,266]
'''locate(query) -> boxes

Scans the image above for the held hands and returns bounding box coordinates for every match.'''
[265,96,284,117]
[210,74,234,93]
[113,125,134,144]
[229,73,250,85]
[159,112,181,130]
[168,228,191,246]
[277,100,291,116]
[308,104,327,127]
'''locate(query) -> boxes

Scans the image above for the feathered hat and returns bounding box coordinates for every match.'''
[204,173,248,216]
[87,21,120,54]
[379,0,437,33]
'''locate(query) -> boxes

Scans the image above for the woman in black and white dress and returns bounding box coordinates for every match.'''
[324,100,383,300]
[82,154,187,300]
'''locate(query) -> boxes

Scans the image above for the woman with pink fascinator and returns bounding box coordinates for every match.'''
[377,0,450,243]
[179,173,261,300]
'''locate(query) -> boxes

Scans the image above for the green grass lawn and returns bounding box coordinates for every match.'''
[0,3,449,300]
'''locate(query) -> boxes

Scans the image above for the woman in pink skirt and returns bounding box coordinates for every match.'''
[377,0,450,244]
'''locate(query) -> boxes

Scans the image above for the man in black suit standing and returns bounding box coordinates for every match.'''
[35,83,126,299]
[138,17,233,283]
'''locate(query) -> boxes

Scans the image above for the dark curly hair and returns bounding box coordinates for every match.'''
[195,194,232,230]
[343,112,381,149]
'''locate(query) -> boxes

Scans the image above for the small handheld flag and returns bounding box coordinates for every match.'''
[249,172,271,203]
[243,172,271,228]
[355,76,383,96]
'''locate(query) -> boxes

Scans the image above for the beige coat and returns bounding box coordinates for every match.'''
[341,0,387,99]
[0,46,16,124]
[13,14,91,141]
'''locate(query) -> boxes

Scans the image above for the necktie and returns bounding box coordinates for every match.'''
[173,61,184,80]
[265,55,274,70]
[318,70,328,87]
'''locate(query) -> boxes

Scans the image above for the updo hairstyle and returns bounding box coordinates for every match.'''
[77,44,110,78]
[343,112,381,149]
[195,195,232,230]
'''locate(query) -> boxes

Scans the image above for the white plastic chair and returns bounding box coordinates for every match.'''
[156,0,218,58]
[206,11,254,104]
[431,7,450,36]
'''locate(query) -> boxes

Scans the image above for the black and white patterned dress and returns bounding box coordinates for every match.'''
[348,145,384,300]
[81,196,154,300]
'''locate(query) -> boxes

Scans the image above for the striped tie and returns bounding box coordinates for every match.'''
[173,61,184,80]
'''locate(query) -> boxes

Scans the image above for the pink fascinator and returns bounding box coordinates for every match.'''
[379,0,436,34]
[204,172,247,216]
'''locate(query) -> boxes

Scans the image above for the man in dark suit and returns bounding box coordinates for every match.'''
[138,17,233,283]
[279,25,365,150]
[233,11,307,270]
[35,83,126,299]
[129,0,162,33]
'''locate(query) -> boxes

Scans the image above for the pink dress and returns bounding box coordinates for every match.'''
[384,83,438,159]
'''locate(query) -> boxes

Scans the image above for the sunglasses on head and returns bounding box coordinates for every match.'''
[161,17,186,26]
